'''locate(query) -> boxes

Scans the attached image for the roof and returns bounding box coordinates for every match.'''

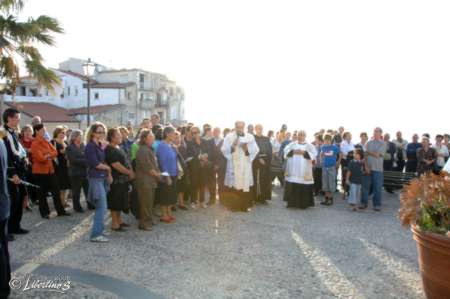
[83,82,135,89]
[68,104,125,115]
[4,101,80,123]
[57,70,90,81]
[98,68,148,74]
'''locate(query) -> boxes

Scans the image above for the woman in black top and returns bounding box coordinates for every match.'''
[66,129,93,212]
[51,126,71,208]
[105,128,135,231]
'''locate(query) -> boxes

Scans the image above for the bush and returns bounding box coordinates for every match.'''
[399,171,450,236]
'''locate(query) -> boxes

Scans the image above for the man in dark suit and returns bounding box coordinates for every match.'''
[201,124,216,206]
[2,108,29,239]
[0,136,11,298]
[212,127,226,201]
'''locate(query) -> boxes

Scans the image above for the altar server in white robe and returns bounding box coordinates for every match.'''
[283,130,317,209]
[221,121,259,212]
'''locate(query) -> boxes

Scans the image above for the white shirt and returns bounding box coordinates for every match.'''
[443,158,450,173]
[433,144,449,167]
[340,140,355,159]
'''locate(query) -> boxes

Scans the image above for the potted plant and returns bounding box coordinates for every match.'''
[399,171,450,299]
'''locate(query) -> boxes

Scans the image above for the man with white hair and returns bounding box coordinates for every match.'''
[221,121,259,212]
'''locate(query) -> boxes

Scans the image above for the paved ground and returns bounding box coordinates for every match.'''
[9,186,424,299]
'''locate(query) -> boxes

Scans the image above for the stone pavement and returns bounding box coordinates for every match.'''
[9,186,425,299]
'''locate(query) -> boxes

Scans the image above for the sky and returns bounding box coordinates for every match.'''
[21,0,450,140]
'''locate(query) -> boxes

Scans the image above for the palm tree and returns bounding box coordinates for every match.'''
[0,0,63,120]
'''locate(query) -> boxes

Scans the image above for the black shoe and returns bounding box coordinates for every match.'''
[13,228,29,235]
[7,234,15,242]
[42,214,50,219]
[359,204,368,210]
[120,223,130,228]
[74,208,84,213]
[57,211,71,216]
[87,205,95,210]
[320,197,329,205]
[171,206,177,212]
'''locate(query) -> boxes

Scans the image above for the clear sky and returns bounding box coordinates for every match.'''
[23,0,450,140]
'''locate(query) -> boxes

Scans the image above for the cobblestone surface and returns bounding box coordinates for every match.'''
[9,186,424,298]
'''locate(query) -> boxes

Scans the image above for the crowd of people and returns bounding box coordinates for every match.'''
[0,107,449,297]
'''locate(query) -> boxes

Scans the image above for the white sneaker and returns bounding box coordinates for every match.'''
[201,203,208,209]
[103,231,111,236]
[90,235,109,243]
[191,203,198,209]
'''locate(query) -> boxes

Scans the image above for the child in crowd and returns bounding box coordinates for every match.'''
[346,150,364,211]
[320,134,341,206]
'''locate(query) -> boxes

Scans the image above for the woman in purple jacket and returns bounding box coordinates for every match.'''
[85,122,113,243]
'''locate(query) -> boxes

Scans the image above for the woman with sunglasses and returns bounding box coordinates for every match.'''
[85,122,113,242]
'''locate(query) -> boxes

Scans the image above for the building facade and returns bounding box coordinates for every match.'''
[3,58,185,127]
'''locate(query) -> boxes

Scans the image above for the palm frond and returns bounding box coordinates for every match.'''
[24,59,60,89]
[0,0,25,12]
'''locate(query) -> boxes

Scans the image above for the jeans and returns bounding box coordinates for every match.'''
[348,183,361,204]
[89,178,108,239]
[361,171,383,207]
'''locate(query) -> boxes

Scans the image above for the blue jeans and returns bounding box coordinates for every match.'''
[88,178,108,239]
[361,171,383,207]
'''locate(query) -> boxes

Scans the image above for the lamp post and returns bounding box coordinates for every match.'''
[82,58,96,127]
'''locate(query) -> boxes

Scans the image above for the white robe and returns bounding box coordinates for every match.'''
[284,142,317,185]
[221,132,259,192]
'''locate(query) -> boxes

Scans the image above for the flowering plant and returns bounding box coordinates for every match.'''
[399,172,450,237]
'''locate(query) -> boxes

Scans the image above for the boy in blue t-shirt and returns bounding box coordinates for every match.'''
[320,134,341,205]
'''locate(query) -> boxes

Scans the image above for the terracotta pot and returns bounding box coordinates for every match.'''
[411,225,450,299]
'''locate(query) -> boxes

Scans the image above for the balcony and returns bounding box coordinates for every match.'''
[138,82,153,91]
[155,99,169,108]
[139,98,155,110]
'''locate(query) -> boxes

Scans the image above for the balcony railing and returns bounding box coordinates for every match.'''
[140,98,155,109]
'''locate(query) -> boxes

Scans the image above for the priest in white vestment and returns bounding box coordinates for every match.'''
[283,130,317,209]
[221,121,259,211]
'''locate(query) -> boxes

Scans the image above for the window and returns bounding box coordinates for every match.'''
[94,92,99,100]
[45,88,49,96]
[30,88,38,96]
[128,112,135,119]
[67,86,71,96]
[75,87,78,96]
[127,91,132,100]
[20,87,26,96]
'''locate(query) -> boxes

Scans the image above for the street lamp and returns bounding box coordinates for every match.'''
[82,58,96,127]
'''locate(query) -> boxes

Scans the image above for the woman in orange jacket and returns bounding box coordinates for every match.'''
[30,124,70,219]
